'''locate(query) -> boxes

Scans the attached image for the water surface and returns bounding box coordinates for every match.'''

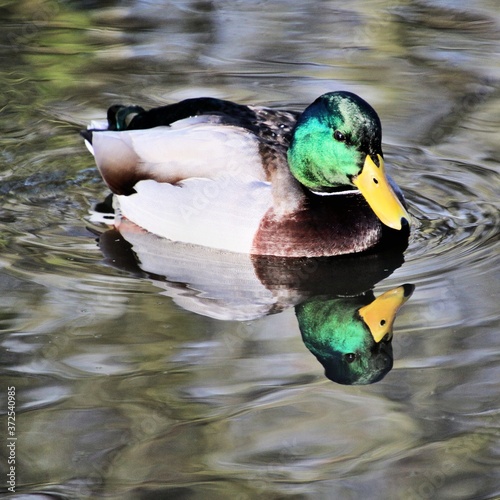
[0,1,499,499]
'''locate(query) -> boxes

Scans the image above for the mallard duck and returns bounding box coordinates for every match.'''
[83,92,410,257]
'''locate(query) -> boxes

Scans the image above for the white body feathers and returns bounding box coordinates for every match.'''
[88,116,275,253]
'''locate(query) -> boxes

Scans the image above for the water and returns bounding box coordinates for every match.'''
[1,1,499,498]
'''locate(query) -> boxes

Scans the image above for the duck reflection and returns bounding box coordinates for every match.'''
[296,285,413,385]
[96,219,414,384]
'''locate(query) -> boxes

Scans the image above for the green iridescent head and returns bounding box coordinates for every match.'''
[287,91,411,230]
[288,91,382,191]
[295,285,413,385]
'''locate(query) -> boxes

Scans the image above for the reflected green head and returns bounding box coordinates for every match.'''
[295,295,393,385]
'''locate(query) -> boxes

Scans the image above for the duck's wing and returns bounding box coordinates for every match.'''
[88,116,269,195]
[85,97,300,195]
[118,97,300,144]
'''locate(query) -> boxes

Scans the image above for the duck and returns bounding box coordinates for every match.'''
[83,91,410,257]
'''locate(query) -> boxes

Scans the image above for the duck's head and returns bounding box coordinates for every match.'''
[288,91,410,230]
[296,284,414,385]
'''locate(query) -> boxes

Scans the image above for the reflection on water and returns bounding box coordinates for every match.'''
[99,222,413,385]
[297,285,414,385]
[1,1,499,499]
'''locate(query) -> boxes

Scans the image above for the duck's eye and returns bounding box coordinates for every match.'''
[345,353,357,363]
[333,130,346,142]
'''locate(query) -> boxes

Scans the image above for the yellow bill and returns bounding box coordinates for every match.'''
[358,285,413,343]
[353,154,410,230]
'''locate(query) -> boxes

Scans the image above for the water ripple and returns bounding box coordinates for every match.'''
[389,147,499,282]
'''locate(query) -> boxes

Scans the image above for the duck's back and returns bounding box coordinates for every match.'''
[86,97,300,195]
